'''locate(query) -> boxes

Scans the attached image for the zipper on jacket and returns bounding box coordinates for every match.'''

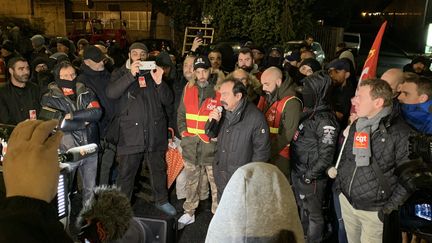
[348,166,357,197]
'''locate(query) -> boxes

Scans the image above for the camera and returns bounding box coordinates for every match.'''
[138,61,156,71]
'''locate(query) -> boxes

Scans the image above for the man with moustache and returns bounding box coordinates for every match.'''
[237,47,262,79]
[177,56,221,228]
[106,42,176,216]
[258,67,302,180]
[207,78,270,200]
[0,57,41,125]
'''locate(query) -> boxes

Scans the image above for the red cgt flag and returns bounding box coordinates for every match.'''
[359,21,388,83]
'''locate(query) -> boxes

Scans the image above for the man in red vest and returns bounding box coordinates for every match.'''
[258,67,302,180]
[176,56,221,229]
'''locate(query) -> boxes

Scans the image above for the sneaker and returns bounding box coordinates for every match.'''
[178,213,195,230]
[155,202,177,216]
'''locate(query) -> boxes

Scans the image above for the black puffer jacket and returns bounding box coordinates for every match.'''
[335,114,412,212]
[291,71,340,179]
[211,99,271,195]
[106,64,173,155]
[41,82,102,152]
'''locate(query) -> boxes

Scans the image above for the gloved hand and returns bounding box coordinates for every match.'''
[3,120,63,203]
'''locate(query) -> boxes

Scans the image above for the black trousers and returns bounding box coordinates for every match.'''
[292,172,327,243]
[116,151,168,204]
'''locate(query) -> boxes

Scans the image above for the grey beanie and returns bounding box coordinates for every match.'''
[31,34,45,48]
[129,42,148,52]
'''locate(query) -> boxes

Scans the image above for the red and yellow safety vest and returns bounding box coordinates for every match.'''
[183,85,221,143]
[257,95,298,158]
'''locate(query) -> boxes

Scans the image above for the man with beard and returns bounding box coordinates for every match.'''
[177,56,221,229]
[237,47,262,79]
[0,57,41,125]
[258,67,302,180]
[106,42,176,216]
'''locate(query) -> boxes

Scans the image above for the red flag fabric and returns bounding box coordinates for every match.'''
[359,21,388,83]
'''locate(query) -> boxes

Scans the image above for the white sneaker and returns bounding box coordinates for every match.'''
[178,213,195,230]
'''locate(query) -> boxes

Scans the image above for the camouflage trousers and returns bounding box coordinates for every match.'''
[183,161,218,215]
[176,167,209,200]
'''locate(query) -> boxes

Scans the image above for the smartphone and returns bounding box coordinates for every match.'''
[415,203,432,221]
[139,61,156,71]
[197,31,204,39]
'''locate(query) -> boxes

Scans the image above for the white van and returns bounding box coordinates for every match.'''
[343,32,361,55]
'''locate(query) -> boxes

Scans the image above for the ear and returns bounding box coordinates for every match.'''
[128,52,131,59]
[374,97,385,108]
[96,221,107,241]
[344,71,351,79]
[8,67,13,76]
[235,92,243,100]
[419,94,429,103]
[276,78,282,87]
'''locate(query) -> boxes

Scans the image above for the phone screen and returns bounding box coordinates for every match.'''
[415,204,432,221]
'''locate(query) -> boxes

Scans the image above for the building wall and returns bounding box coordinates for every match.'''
[0,0,31,17]
[34,0,66,36]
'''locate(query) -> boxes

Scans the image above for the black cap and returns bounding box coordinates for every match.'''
[1,40,15,52]
[57,37,71,50]
[83,45,105,63]
[193,56,211,70]
[325,58,350,72]
[285,50,301,62]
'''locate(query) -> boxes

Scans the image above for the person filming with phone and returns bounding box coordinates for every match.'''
[106,42,176,216]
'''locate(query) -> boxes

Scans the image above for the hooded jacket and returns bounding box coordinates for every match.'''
[291,71,340,179]
[261,78,302,160]
[205,162,304,243]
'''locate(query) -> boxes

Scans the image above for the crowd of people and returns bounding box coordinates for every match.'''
[0,30,431,243]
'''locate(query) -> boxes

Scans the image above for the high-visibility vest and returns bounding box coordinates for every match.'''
[257,95,299,158]
[0,59,6,83]
[183,85,221,143]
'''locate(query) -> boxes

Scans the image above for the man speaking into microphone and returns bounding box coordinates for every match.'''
[206,78,270,201]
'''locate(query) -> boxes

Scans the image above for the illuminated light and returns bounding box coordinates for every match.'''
[361,12,367,17]
[425,23,432,54]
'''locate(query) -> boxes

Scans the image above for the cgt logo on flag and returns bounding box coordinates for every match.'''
[354,132,369,149]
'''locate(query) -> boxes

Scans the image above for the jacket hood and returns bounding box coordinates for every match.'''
[301,70,332,109]
[276,77,298,100]
[205,162,304,243]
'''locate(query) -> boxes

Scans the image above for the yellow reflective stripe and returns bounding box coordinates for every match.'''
[187,127,206,134]
[185,113,209,122]
[270,127,279,134]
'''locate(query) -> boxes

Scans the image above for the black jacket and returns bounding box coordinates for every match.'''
[77,63,116,139]
[0,196,73,243]
[210,99,271,195]
[291,71,340,180]
[335,114,412,212]
[41,82,102,152]
[106,64,173,155]
[0,81,41,125]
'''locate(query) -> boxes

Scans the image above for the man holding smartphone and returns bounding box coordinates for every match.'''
[106,42,176,216]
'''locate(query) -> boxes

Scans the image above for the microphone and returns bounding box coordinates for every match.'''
[58,143,98,163]
[206,106,223,136]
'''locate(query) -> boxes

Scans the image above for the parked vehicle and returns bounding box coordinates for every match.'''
[343,32,361,56]
[284,41,326,64]
[68,19,127,49]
